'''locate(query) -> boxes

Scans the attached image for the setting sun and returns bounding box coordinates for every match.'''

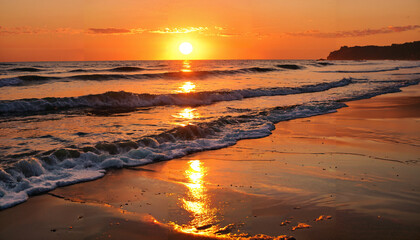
[179,42,193,55]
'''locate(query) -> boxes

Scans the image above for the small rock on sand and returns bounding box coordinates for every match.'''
[291,223,311,231]
[315,215,332,221]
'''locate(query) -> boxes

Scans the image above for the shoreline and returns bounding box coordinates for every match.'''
[1,84,420,239]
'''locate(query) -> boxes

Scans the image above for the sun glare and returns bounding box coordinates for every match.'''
[179,42,193,55]
[179,81,196,93]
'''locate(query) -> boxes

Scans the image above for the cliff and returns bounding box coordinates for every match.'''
[327,41,420,60]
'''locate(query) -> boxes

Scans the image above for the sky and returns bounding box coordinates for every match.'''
[0,0,419,61]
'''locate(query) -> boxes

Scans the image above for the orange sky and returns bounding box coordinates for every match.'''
[0,0,419,61]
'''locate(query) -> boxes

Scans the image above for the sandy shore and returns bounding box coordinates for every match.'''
[1,85,420,240]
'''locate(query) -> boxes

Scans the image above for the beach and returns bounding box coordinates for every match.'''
[1,82,419,240]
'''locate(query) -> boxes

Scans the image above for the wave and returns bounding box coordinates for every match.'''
[68,69,89,73]
[68,66,145,73]
[67,74,130,80]
[108,66,145,72]
[0,67,280,87]
[276,64,302,70]
[9,67,43,72]
[0,101,345,209]
[337,79,420,102]
[136,67,278,79]
[0,78,23,87]
[316,62,334,66]
[397,65,420,69]
[18,75,59,81]
[148,64,168,68]
[318,67,401,73]
[0,75,60,86]
[0,78,355,115]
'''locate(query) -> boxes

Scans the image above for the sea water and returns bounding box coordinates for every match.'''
[0,59,419,209]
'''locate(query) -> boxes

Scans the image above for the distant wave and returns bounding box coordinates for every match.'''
[316,62,334,66]
[318,67,401,73]
[0,67,279,87]
[0,78,355,114]
[69,66,145,73]
[337,79,420,102]
[276,64,303,70]
[0,78,23,87]
[398,65,420,69]
[18,75,60,81]
[9,67,43,72]
[319,64,420,73]
[68,69,89,73]
[0,75,60,86]
[108,66,145,72]
[147,64,168,68]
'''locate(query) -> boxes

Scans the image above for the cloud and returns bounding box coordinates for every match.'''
[149,27,209,34]
[54,28,84,34]
[287,25,420,38]
[87,28,145,34]
[0,26,46,35]
[0,25,239,38]
[0,26,83,35]
[148,26,242,38]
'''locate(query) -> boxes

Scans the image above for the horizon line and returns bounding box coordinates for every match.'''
[0,58,326,63]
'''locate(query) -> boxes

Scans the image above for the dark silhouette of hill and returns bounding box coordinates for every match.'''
[327,41,420,60]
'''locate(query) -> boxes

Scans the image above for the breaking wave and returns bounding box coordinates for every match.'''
[0,101,345,209]
[0,78,355,115]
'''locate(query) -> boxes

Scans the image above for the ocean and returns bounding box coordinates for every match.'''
[0,59,419,209]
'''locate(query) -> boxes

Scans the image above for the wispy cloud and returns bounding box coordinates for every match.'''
[0,26,227,36]
[0,26,48,35]
[287,25,420,38]
[149,27,209,34]
[87,28,145,34]
[0,25,243,38]
[0,26,83,35]
[148,26,243,38]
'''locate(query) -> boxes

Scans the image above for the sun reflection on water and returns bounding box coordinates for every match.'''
[173,160,219,235]
[172,107,200,126]
[181,60,192,72]
[178,81,196,93]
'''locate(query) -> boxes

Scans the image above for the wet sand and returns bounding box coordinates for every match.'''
[1,85,420,240]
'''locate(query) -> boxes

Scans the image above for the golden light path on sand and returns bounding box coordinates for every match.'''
[183,160,218,227]
[166,160,295,239]
[169,160,221,237]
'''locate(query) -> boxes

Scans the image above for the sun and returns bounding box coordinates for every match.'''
[179,42,193,55]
